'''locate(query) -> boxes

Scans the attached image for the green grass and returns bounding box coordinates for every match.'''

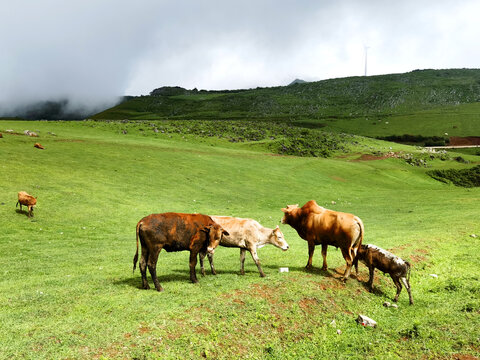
[1,120,479,359]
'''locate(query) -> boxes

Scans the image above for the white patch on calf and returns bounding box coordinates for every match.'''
[366,244,405,267]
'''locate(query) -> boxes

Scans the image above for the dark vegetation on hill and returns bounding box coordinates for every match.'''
[93,69,480,121]
[427,165,480,187]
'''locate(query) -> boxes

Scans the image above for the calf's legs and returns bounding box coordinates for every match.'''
[240,248,266,277]
[401,276,414,305]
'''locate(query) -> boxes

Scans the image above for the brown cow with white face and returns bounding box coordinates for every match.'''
[199,216,289,277]
[132,213,229,291]
[281,200,364,281]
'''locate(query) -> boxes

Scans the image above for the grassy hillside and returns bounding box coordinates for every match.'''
[1,120,479,359]
[92,69,480,138]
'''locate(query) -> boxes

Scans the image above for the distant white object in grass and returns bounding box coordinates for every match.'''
[279,267,289,273]
[356,314,377,328]
[430,274,438,278]
[336,329,342,335]
[470,234,477,238]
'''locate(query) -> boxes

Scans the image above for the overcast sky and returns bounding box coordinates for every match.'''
[1,0,479,113]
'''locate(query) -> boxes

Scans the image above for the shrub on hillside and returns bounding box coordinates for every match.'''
[427,165,480,187]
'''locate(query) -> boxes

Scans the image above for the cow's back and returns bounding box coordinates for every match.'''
[307,209,361,245]
[211,216,260,248]
[139,213,213,251]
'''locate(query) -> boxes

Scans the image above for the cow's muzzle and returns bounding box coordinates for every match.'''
[207,247,215,254]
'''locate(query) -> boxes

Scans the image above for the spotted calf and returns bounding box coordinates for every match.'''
[354,244,413,305]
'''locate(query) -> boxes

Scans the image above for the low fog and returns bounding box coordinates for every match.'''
[2,0,479,118]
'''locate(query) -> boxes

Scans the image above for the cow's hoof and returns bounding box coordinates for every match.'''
[259,273,266,278]
[212,271,217,276]
[156,287,164,292]
[142,284,150,290]
[305,265,313,271]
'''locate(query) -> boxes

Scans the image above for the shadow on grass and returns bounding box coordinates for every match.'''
[15,209,31,218]
[115,271,193,289]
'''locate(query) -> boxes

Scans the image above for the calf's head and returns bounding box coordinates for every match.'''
[281,204,299,225]
[269,226,289,251]
[202,224,229,254]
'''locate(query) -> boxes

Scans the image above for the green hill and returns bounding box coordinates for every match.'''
[92,68,480,139]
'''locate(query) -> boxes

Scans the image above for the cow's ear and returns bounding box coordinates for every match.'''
[275,225,280,229]
[281,208,288,213]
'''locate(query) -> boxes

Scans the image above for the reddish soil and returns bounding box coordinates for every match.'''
[449,136,480,146]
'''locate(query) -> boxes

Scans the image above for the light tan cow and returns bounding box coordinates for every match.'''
[199,216,289,277]
[281,200,364,281]
[16,191,37,218]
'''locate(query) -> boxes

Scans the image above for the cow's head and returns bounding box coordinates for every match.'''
[202,224,229,254]
[281,204,299,224]
[269,225,289,251]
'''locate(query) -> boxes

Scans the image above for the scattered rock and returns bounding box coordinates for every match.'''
[24,130,38,137]
[430,274,438,278]
[34,143,44,149]
[331,201,336,205]
[391,304,398,309]
[279,267,289,273]
[6,129,13,133]
[336,329,342,335]
[329,319,336,327]
[356,314,377,328]
[470,234,477,238]
[383,301,391,307]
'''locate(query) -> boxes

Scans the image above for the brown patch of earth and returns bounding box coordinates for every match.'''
[331,175,346,182]
[449,136,480,146]
[352,152,398,161]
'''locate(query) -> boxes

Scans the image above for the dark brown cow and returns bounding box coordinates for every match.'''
[132,213,229,291]
[354,244,413,304]
[16,191,37,218]
[281,200,364,281]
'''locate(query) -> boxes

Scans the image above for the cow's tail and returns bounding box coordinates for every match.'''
[133,221,142,273]
[352,216,364,258]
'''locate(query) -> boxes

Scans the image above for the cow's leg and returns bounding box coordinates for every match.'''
[321,243,328,270]
[341,247,354,281]
[207,252,216,275]
[392,276,403,302]
[240,248,247,275]
[147,246,163,292]
[401,277,414,305]
[189,251,199,284]
[248,248,266,277]
[199,252,206,276]
[306,241,315,270]
[367,266,375,291]
[139,244,150,290]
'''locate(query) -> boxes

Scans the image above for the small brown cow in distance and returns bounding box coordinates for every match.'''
[281,200,364,281]
[354,244,413,305]
[133,213,229,291]
[16,191,37,218]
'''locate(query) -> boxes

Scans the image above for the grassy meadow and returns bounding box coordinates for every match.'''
[1,119,479,359]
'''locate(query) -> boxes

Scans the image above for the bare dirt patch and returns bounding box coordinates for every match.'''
[449,136,480,146]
